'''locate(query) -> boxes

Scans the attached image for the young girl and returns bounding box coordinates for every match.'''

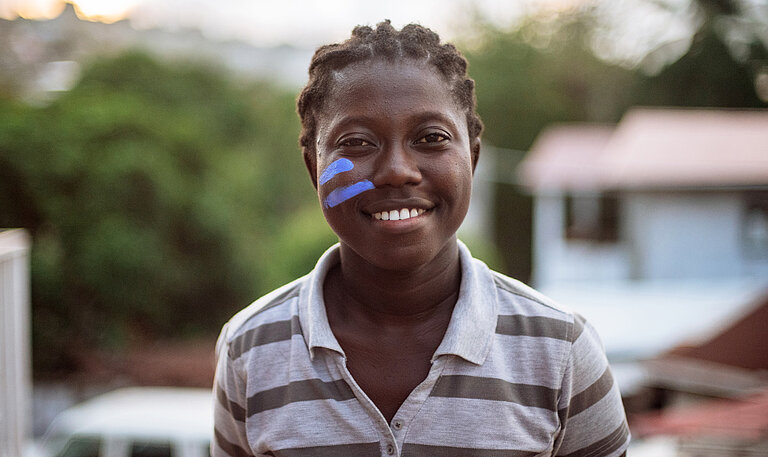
[213,21,629,457]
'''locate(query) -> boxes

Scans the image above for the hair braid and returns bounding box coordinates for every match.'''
[297,20,483,185]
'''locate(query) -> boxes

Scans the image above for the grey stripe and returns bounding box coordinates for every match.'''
[230,315,301,360]
[247,378,355,416]
[558,422,629,457]
[564,367,615,418]
[431,375,559,410]
[214,427,253,457]
[496,314,570,341]
[572,313,586,342]
[264,442,380,457]
[402,444,540,457]
[216,384,246,422]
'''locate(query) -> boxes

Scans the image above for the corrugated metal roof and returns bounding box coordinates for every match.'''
[519,108,768,191]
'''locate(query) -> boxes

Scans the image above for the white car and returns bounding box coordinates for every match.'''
[37,387,213,457]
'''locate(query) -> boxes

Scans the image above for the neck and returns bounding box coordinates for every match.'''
[331,239,462,325]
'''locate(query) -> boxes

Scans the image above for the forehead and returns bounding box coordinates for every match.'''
[318,59,462,127]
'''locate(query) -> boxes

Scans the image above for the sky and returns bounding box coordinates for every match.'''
[0,0,552,45]
[0,0,672,45]
[0,0,703,67]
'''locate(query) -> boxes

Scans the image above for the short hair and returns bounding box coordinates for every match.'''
[297,20,483,186]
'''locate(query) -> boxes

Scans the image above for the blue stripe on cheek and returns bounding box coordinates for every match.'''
[323,180,375,208]
[318,158,355,186]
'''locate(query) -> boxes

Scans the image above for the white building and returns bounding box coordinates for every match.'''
[517,108,768,367]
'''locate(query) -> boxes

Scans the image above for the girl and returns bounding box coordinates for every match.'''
[213,21,629,457]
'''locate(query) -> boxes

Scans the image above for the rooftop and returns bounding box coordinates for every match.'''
[519,108,768,192]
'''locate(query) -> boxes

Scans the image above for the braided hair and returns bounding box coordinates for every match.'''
[297,20,483,186]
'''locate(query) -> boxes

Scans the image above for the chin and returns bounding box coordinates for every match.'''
[346,236,457,274]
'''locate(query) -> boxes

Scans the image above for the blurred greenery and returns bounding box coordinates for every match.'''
[0,0,765,376]
[0,51,335,375]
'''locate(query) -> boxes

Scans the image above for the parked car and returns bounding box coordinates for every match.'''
[36,387,213,457]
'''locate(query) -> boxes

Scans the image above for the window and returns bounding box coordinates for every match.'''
[743,190,768,259]
[565,192,619,242]
[56,438,100,457]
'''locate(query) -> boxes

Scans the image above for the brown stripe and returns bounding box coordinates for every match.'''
[564,367,615,417]
[558,422,630,457]
[214,427,253,457]
[496,314,570,341]
[402,444,540,457]
[216,384,246,422]
[230,315,301,360]
[266,442,381,457]
[247,378,355,416]
[431,375,559,410]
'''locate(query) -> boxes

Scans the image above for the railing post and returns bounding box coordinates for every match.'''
[0,229,32,457]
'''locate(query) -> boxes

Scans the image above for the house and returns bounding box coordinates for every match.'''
[516,108,768,386]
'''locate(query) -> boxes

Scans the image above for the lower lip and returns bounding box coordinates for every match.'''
[369,211,430,230]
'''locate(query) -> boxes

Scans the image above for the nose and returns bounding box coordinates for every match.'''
[372,141,422,188]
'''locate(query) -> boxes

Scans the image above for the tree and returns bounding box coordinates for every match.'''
[0,50,330,375]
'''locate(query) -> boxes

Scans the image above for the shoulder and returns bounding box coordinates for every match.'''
[216,275,306,359]
[487,267,584,344]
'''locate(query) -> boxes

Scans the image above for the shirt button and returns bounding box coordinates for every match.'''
[386,444,395,455]
[393,420,403,430]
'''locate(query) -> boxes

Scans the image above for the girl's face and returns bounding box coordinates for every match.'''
[312,59,474,271]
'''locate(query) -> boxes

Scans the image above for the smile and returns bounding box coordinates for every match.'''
[372,208,427,221]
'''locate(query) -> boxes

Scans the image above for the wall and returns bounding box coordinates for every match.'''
[0,229,31,457]
[531,190,768,286]
[623,191,757,280]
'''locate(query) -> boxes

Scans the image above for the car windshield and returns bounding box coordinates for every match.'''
[56,437,99,457]
[52,438,210,457]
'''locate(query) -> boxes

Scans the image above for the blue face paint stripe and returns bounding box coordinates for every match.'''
[319,158,355,186]
[324,180,375,208]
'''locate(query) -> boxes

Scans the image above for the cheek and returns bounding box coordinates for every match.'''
[317,158,375,209]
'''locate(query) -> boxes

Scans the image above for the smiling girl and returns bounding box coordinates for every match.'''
[213,21,629,457]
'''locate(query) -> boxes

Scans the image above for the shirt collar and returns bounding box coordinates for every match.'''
[432,240,498,365]
[298,241,498,365]
[299,244,345,360]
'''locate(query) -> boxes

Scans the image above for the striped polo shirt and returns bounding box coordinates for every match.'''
[213,242,630,457]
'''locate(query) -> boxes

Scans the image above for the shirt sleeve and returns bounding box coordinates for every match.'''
[553,314,631,457]
[212,323,255,457]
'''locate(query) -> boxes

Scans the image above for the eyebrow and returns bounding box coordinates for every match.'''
[330,111,461,133]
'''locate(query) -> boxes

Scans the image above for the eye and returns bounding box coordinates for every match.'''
[339,137,372,147]
[416,132,449,144]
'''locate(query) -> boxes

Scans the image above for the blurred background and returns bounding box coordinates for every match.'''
[0,0,767,455]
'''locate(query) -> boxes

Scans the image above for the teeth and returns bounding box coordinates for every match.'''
[372,208,427,221]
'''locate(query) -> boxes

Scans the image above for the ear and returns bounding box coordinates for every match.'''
[470,137,481,174]
[303,148,319,189]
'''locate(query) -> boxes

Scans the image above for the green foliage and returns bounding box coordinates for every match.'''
[0,50,323,374]
[463,11,639,153]
[634,20,767,108]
